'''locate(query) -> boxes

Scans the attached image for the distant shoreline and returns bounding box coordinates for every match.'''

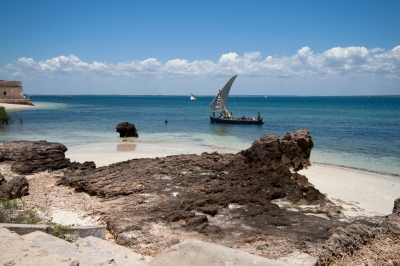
[26,94,400,97]
[0,103,37,111]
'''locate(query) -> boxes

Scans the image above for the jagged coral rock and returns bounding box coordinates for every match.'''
[240,128,313,171]
[0,141,71,174]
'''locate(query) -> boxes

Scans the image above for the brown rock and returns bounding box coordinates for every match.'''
[0,141,71,174]
[393,198,400,216]
[240,128,313,171]
[0,173,5,186]
[0,175,29,200]
[116,122,138,138]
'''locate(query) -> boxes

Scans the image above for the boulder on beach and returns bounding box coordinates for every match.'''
[116,122,138,138]
[0,174,29,200]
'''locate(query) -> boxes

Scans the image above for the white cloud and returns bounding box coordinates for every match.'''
[219,52,240,63]
[243,52,261,60]
[18,57,38,68]
[8,46,400,77]
[1,45,399,95]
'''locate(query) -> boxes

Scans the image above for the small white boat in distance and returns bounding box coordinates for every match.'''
[190,93,197,101]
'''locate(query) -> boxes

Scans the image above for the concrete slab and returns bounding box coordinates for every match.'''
[0,223,106,239]
[68,225,106,239]
[0,223,48,235]
[75,236,152,265]
[0,228,73,266]
[148,239,292,266]
[22,230,151,266]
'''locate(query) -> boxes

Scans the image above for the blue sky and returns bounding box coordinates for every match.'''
[1,0,399,95]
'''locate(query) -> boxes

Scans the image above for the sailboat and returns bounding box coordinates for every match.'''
[190,93,197,101]
[209,75,263,124]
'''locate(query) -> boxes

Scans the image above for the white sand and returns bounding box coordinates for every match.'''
[51,210,100,226]
[0,103,36,110]
[66,141,234,167]
[66,142,400,219]
[301,163,399,217]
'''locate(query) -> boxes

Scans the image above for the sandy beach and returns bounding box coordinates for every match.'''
[302,163,399,217]
[67,141,400,219]
[66,141,238,167]
[0,103,36,111]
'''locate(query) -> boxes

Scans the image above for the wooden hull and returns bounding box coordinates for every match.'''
[210,116,264,124]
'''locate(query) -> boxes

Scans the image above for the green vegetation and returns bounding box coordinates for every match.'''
[0,198,77,242]
[0,106,10,125]
[48,222,78,243]
[0,199,42,224]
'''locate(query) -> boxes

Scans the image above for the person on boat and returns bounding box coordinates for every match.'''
[230,112,233,118]
[257,112,261,120]
[212,111,215,117]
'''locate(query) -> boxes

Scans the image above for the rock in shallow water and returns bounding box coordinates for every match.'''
[116,122,138,138]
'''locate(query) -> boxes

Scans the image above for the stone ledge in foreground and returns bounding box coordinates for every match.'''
[0,223,106,239]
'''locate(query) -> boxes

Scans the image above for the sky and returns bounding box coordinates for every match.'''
[0,0,399,96]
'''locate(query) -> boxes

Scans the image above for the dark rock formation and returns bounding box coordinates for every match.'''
[116,122,138,138]
[317,198,400,265]
[57,129,351,258]
[0,174,5,186]
[240,128,313,171]
[0,174,29,200]
[69,161,96,171]
[0,141,72,174]
[393,197,400,216]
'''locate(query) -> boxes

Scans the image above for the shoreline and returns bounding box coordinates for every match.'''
[66,141,400,218]
[0,103,37,111]
[300,163,399,217]
[66,140,239,167]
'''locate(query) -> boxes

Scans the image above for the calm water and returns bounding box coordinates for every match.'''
[1,95,399,176]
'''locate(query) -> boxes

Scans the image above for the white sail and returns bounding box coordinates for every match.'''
[209,75,238,116]
[190,93,196,100]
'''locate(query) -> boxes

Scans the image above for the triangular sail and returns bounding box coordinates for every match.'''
[209,75,238,116]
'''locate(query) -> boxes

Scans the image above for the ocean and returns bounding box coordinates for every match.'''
[1,95,399,176]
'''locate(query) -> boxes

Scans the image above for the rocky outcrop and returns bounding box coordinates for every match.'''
[0,174,29,200]
[317,198,400,265]
[393,198,400,216]
[69,161,96,171]
[0,141,72,174]
[240,128,313,171]
[116,122,138,138]
[57,129,351,258]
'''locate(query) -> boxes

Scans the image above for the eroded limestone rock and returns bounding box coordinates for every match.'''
[0,174,29,200]
[116,122,138,138]
[0,141,71,174]
[240,128,313,171]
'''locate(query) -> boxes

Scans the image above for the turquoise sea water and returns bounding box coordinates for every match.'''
[1,95,399,176]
